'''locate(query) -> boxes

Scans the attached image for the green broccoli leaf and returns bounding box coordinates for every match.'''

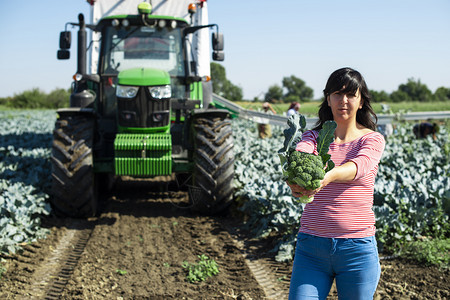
[322,153,331,164]
[278,114,307,174]
[299,113,306,129]
[325,160,335,173]
[316,120,337,165]
[278,114,306,154]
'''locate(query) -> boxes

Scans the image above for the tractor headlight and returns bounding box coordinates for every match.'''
[116,85,139,98]
[149,85,171,99]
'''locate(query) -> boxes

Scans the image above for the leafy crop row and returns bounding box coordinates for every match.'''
[0,110,55,254]
[232,118,450,264]
[373,125,450,250]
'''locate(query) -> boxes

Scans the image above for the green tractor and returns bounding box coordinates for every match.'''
[51,2,234,217]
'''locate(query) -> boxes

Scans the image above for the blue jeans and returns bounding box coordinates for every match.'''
[289,233,380,300]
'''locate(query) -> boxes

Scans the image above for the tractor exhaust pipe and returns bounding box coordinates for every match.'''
[70,13,95,108]
[77,13,87,75]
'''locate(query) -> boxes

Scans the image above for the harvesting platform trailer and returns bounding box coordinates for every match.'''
[51,0,234,217]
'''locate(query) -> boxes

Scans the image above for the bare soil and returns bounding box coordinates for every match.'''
[0,179,448,299]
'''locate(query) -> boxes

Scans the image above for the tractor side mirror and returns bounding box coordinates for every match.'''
[57,31,71,60]
[59,31,72,49]
[212,32,224,61]
[57,50,70,60]
[212,51,224,61]
[212,32,224,51]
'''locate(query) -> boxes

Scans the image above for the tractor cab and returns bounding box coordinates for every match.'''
[98,16,188,131]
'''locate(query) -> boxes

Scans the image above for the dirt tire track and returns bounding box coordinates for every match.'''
[220,220,291,299]
[29,221,93,299]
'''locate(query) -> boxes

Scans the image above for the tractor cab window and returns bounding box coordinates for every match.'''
[102,25,185,77]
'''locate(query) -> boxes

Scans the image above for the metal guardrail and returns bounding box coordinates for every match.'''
[212,94,300,127]
[212,94,450,128]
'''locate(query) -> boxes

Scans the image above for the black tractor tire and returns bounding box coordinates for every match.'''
[190,115,235,214]
[50,114,97,218]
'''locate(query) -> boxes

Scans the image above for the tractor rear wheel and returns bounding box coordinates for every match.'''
[50,113,97,218]
[190,115,235,214]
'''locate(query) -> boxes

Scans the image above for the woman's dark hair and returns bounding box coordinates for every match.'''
[313,67,378,131]
[288,102,298,110]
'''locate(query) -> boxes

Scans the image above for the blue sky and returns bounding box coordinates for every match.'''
[1,0,449,100]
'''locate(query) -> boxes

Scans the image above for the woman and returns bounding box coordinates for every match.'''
[287,67,385,299]
[287,102,301,117]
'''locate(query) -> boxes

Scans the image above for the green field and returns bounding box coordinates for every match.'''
[3,101,450,116]
[235,101,450,117]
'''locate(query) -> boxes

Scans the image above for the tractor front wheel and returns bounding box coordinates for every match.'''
[190,114,235,214]
[50,113,97,218]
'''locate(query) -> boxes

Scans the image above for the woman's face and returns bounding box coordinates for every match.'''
[327,88,363,122]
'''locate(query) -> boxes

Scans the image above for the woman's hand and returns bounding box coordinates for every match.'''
[286,182,319,198]
[286,172,332,198]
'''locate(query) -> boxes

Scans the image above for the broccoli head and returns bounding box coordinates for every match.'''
[286,151,325,191]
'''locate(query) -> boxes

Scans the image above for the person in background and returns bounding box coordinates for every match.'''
[377,123,394,138]
[258,102,276,138]
[287,102,301,117]
[413,122,439,140]
[287,67,385,299]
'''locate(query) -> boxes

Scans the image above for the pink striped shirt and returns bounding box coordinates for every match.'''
[295,130,385,238]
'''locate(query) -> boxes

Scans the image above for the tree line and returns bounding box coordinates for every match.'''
[1,64,449,109]
[0,88,70,109]
[211,63,450,103]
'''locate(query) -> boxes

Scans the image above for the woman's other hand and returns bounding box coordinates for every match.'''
[286,182,319,198]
